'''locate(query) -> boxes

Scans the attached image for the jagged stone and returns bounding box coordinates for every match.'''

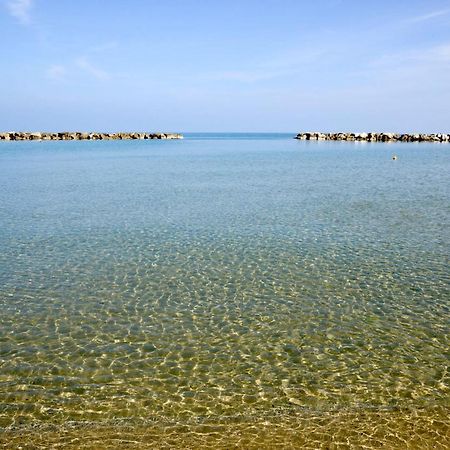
[0,131,183,141]
[294,132,449,143]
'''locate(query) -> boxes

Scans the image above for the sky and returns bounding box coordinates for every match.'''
[1,0,450,132]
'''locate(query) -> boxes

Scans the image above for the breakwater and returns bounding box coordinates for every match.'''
[295,132,450,142]
[0,131,183,141]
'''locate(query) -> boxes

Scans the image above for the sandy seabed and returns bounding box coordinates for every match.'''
[1,406,449,449]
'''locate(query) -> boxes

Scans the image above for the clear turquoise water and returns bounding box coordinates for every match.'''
[0,134,449,448]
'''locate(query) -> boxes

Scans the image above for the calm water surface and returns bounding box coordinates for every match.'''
[0,134,449,448]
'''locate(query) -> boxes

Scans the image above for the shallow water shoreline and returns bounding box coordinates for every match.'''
[1,137,448,449]
[2,405,448,449]
[295,131,450,142]
[0,131,183,141]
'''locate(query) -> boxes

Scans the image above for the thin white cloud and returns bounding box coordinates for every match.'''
[405,8,450,24]
[76,57,110,80]
[213,69,291,83]
[370,42,450,68]
[209,48,328,84]
[427,43,450,62]
[6,0,33,25]
[46,64,66,80]
[353,42,450,98]
[88,41,118,53]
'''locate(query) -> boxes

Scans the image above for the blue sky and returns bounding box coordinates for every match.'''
[1,0,450,132]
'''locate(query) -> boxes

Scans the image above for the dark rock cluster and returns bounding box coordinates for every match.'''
[295,132,450,142]
[0,132,183,141]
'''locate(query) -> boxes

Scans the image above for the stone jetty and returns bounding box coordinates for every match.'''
[0,132,183,141]
[295,132,450,142]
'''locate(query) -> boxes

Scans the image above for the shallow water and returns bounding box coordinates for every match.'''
[0,134,449,448]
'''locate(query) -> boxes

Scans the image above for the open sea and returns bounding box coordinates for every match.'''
[0,133,449,448]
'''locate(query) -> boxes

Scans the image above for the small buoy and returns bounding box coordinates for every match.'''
[392,155,398,160]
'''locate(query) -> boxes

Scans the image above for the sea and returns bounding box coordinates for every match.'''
[0,133,448,448]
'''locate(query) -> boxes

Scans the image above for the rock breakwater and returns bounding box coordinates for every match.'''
[0,132,183,141]
[295,132,450,142]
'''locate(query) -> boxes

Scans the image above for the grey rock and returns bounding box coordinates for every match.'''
[294,132,449,143]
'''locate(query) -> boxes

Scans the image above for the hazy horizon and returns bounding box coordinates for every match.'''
[2,0,450,132]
